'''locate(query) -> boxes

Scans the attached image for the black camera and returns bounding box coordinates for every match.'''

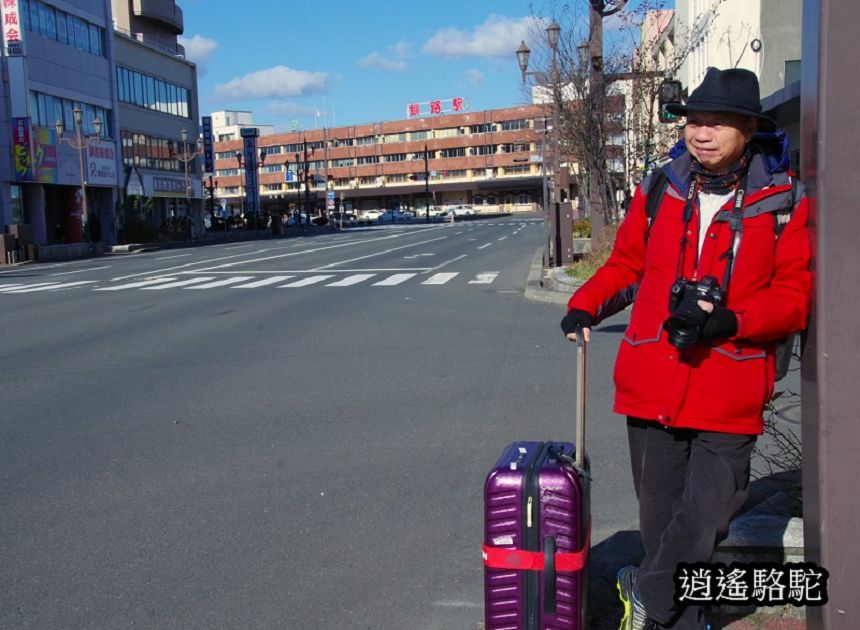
[664,276,723,349]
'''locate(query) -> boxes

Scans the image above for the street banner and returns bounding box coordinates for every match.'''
[201,116,214,173]
[12,117,32,181]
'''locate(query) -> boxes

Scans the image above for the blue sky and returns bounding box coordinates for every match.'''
[178,1,558,131]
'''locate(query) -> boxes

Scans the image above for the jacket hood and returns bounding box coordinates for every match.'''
[663,131,791,193]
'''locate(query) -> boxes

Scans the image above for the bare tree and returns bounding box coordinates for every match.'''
[523,0,726,238]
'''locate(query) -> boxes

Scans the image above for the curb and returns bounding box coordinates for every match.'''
[522,247,580,305]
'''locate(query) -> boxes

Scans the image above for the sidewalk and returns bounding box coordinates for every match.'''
[522,248,807,629]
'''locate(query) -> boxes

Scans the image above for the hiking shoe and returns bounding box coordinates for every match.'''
[617,566,650,630]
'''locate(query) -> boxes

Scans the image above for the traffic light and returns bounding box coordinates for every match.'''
[658,79,682,123]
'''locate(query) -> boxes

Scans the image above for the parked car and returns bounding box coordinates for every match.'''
[330,212,357,226]
[380,210,414,222]
[449,205,475,217]
[360,210,384,222]
[287,213,326,226]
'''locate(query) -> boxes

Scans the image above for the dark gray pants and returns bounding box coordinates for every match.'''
[627,417,756,629]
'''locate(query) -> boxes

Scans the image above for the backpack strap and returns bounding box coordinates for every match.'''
[643,169,670,242]
[774,174,799,237]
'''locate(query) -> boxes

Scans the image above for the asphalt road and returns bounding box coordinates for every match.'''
[0,216,640,629]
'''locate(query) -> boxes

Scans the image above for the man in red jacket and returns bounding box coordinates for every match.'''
[561,68,812,629]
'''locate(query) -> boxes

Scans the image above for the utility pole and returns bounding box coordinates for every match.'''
[302,135,314,228]
[424,143,431,224]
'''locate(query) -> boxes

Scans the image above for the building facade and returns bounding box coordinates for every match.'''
[111,0,202,240]
[0,0,201,256]
[211,104,560,224]
[673,0,802,166]
[1,0,120,248]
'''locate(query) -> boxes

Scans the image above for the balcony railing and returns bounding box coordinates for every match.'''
[132,0,184,34]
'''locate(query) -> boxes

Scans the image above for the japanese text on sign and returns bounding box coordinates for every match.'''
[407,97,467,118]
[1,0,23,55]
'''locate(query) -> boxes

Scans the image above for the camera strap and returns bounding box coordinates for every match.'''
[675,178,700,280]
[718,173,749,295]
[675,173,749,295]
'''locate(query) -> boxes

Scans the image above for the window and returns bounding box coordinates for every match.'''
[89,24,101,56]
[116,66,192,120]
[29,90,112,136]
[42,3,56,39]
[133,72,143,106]
[439,147,466,159]
[385,153,406,163]
[500,119,529,131]
[145,76,155,109]
[434,128,460,139]
[505,164,530,174]
[121,130,183,172]
[19,0,104,56]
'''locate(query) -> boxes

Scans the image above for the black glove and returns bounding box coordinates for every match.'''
[701,305,738,340]
[561,309,594,336]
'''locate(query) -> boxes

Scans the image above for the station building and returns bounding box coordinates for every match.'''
[210,104,569,221]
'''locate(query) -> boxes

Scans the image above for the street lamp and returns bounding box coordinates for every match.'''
[168,129,204,239]
[55,107,102,242]
[516,20,567,266]
[236,148,267,230]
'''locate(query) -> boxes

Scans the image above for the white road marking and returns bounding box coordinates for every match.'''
[278,275,335,287]
[3,281,96,293]
[469,272,499,284]
[326,274,376,286]
[50,265,110,275]
[231,276,293,288]
[477,243,492,250]
[372,273,416,286]
[141,277,217,290]
[0,282,61,292]
[185,277,254,289]
[421,272,458,285]
[95,277,179,291]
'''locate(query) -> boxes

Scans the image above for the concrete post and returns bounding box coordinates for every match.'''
[800,0,860,626]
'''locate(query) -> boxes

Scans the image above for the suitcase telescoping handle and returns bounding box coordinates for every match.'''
[575,325,587,472]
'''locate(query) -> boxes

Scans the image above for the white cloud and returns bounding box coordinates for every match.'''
[422,15,534,59]
[178,34,217,74]
[358,41,411,71]
[213,66,329,101]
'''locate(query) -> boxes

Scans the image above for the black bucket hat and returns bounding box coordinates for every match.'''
[665,67,777,130]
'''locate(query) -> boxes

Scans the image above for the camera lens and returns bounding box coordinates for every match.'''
[666,313,701,349]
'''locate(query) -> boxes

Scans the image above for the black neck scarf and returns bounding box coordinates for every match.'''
[691,146,753,194]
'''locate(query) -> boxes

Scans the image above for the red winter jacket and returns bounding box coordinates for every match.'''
[567,142,812,435]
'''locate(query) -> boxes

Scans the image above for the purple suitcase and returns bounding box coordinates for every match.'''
[483,336,590,630]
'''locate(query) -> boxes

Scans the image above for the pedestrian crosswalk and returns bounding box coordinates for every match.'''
[0,271,505,295]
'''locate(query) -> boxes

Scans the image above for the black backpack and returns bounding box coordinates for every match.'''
[643,170,802,381]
